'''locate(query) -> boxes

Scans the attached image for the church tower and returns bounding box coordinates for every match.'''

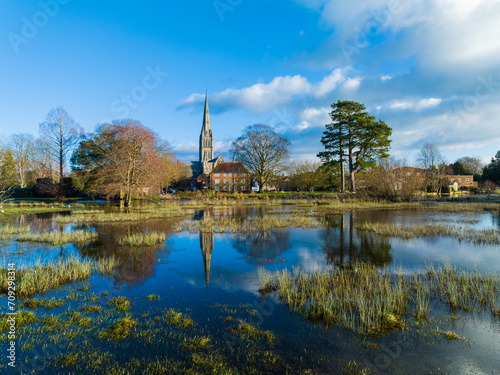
[199,92,214,174]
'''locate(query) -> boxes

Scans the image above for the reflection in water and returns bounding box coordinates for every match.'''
[231,228,291,266]
[76,218,181,286]
[321,212,392,268]
[200,229,214,292]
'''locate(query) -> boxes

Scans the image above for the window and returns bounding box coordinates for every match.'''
[223,179,227,184]
[407,172,411,176]
[228,173,232,177]
[229,186,233,191]
[215,179,219,184]
[215,186,219,191]
[241,179,246,183]
[458,178,462,183]
[242,173,246,177]
[229,179,232,184]
[395,182,402,190]
[241,186,246,191]
[466,178,470,183]
[234,186,239,191]
[223,173,227,177]
[223,186,227,191]
[233,173,237,177]
[214,173,220,177]
[451,178,454,182]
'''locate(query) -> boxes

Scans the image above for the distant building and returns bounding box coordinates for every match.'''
[207,158,251,192]
[446,175,478,190]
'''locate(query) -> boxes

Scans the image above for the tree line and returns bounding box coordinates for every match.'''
[1,102,499,201]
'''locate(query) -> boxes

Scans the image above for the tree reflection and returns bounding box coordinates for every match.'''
[231,227,291,266]
[76,217,181,286]
[321,212,392,268]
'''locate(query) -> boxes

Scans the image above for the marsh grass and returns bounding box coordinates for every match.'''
[98,316,136,341]
[0,310,37,331]
[118,232,166,246]
[108,296,131,311]
[0,224,31,239]
[231,321,275,342]
[357,222,500,245]
[259,263,500,336]
[56,205,189,224]
[163,308,195,329]
[437,329,465,341]
[176,216,318,233]
[0,256,116,297]
[0,202,75,217]
[180,336,212,351]
[17,230,98,245]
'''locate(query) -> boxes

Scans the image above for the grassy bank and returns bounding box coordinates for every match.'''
[356,222,500,245]
[259,263,500,336]
[118,232,167,246]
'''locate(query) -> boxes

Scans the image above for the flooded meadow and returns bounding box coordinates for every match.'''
[1,200,500,374]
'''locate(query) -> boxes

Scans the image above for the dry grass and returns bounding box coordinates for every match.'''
[118,232,167,246]
[259,263,500,336]
[357,222,500,245]
[0,256,116,297]
[16,230,98,245]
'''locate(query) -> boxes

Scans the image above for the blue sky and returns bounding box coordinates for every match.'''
[1,0,500,165]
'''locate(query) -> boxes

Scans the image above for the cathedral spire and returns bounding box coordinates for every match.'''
[202,91,211,132]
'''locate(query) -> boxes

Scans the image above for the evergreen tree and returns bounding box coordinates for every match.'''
[317,101,392,192]
[1,149,17,187]
[483,151,500,185]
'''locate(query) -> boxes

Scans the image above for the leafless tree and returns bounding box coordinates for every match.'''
[39,106,84,184]
[361,157,424,201]
[231,124,290,192]
[416,143,448,194]
[10,133,36,188]
[288,160,325,192]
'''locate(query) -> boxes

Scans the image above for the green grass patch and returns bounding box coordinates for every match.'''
[108,296,131,312]
[164,308,195,329]
[98,316,136,341]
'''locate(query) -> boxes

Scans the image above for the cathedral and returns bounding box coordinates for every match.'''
[190,92,224,177]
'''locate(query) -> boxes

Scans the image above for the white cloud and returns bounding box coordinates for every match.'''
[314,68,348,97]
[343,77,361,90]
[389,97,442,111]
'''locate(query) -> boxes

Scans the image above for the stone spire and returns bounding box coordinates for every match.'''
[199,91,214,172]
[202,90,211,132]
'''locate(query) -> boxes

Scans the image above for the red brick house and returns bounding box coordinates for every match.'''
[208,161,251,192]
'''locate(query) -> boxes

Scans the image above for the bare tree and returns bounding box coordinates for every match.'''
[416,143,447,194]
[231,124,290,192]
[362,157,424,201]
[288,160,325,192]
[10,133,36,188]
[39,107,84,184]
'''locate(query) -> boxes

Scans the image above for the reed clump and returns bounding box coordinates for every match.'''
[118,232,167,246]
[16,230,98,245]
[98,316,136,341]
[0,255,116,297]
[108,296,131,311]
[163,308,195,329]
[0,224,31,239]
[357,222,500,245]
[259,263,500,336]
[176,216,318,233]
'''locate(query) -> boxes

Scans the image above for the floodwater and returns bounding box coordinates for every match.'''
[1,205,500,374]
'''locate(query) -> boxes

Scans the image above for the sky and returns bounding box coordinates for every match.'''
[1,0,500,165]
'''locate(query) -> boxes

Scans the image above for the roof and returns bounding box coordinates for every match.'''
[210,162,249,174]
